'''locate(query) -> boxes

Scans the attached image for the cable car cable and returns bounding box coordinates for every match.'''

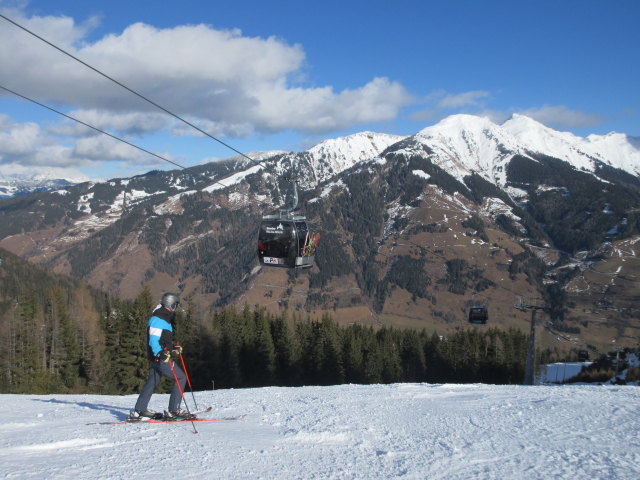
[2,80,316,273]
[0,84,189,170]
[2,13,316,269]
[4,13,632,305]
[0,84,262,203]
[0,13,268,171]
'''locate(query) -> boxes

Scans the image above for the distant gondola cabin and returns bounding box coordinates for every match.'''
[578,349,590,362]
[468,306,488,324]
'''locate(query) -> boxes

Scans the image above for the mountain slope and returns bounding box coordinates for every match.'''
[1,114,639,354]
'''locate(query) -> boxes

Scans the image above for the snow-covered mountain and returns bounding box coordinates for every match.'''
[3,114,636,199]
[267,131,405,190]
[306,131,405,174]
[0,172,88,198]
[393,114,639,188]
[1,113,639,352]
[503,114,640,176]
[409,114,529,185]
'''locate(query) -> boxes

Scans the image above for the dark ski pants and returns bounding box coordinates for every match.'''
[134,360,186,413]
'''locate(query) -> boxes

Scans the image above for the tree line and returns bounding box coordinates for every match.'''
[182,305,528,389]
[1,251,531,394]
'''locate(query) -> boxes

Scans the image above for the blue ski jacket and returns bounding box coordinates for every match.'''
[146,306,175,361]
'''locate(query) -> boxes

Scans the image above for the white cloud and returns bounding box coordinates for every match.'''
[51,110,173,137]
[255,77,414,132]
[0,161,90,182]
[516,105,605,129]
[0,10,413,136]
[0,114,164,170]
[0,116,43,155]
[437,90,490,109]
[72,134,164,163]
[410,89,491,123]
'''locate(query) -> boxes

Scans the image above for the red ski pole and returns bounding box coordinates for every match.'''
[177,344,198,410]
[168,358,197,434]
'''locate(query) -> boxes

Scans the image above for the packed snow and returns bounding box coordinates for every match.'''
[1,383,639,479]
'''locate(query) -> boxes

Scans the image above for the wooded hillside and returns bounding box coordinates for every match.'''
[1,248,548,394]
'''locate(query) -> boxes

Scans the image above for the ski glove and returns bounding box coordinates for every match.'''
[172,344,183,355]
[156,349,171,363]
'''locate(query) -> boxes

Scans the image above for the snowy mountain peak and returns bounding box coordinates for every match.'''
[584,132,640,176]
[392,113,640,186]
[501,113,577,145]
[308,131,405,163]
[413,114,524,185]
[419,113,497,133]
[295,131,405,187]
[503,115,640,176]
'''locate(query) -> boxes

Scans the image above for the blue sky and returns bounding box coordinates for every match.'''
[0,0,638,181]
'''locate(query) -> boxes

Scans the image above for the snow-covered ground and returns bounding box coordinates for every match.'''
[1,383,639,479]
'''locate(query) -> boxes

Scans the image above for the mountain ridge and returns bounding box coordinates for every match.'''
[1,114,639,354]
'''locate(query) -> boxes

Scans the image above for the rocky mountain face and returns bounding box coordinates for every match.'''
[1,114,638,354]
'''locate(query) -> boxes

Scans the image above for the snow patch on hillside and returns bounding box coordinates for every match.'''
[203,164,264,193]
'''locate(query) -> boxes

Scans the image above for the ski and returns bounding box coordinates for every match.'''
[125,416,243,425]
[87,414,244,426]
[192,406,213,416]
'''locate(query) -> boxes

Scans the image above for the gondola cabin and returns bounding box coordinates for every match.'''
[468,306,488,324]
[257,215,319,269]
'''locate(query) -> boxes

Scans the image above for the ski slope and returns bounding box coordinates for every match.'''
[1,383,639,479]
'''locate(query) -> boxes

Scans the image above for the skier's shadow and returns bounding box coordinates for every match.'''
[31,398,129,420]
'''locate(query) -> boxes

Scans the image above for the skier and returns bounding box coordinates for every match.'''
[129,292,195,421]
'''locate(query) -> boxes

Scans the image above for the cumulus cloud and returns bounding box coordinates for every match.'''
[0,10,413,136]
[50,110,174,137]
[0,115,43,155]
[254,77,413,132]
[0,113,171,174]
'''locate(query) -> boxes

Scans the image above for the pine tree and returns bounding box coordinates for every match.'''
[377,327,402,383]
[401,329,426,382]
[251,308,277,386]
[212,307,244,388]
[342,325,367,384]
[113,287,152,393]
[49,287,82,389]
[317,315,345,385]
[270,312,299,386]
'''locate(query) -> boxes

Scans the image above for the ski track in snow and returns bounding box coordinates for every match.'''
[0,383,639,479]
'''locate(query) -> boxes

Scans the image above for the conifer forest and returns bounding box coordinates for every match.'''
[0,248,540,394]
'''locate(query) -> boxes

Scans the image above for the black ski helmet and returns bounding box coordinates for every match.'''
[160,292,180,310]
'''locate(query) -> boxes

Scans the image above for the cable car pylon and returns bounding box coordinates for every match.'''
[515,296,545,385]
